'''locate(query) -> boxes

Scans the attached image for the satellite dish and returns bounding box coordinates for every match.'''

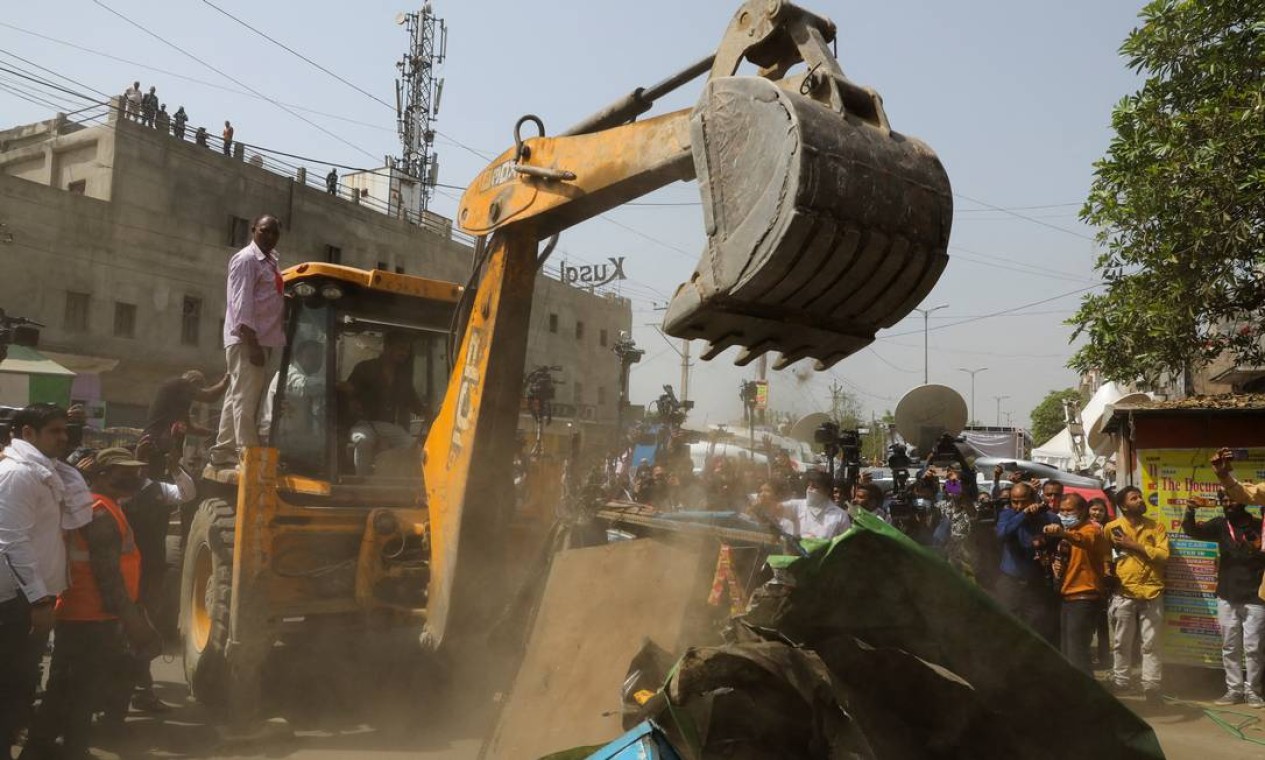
[788,412,832,444]
[894,384,968,455]
[1088,392,1148,454]
[395,11,408,25]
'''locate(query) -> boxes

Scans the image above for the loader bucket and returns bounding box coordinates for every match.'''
[663,76,952,370]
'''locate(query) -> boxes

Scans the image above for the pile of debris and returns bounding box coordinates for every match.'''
[490,515,1166,759]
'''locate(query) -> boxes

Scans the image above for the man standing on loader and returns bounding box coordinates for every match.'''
[209,215,285,470]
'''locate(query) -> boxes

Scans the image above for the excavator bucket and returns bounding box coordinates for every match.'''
[663,75,952,370]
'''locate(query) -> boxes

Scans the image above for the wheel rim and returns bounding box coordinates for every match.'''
[191,542,213,652]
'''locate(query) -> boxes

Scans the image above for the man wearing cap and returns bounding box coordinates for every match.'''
[209,215,285,470]
[24,448,161,759]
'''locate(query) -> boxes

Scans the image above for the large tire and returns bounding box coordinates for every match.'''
[179,498,235,708]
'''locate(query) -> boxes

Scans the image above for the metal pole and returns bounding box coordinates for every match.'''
[681,339,690,406]
[957,367,988,426]
[912,304,949,384]
[994,394,1010,427]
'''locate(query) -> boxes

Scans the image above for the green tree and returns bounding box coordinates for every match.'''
[1030,389,1087,446]
[1068,1,1265,387]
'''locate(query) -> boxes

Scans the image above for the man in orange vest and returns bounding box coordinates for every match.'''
[22,448,160,760]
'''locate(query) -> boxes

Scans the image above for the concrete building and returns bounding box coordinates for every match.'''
[0,102,629,449]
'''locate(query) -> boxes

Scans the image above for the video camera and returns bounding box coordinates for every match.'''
[815,421,863,485]
[886,442,912,493]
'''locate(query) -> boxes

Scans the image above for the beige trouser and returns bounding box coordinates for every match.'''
[209,344,274,465]
[1110,594,1163,691]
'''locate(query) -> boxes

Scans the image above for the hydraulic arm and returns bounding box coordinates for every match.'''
[421,0,952,648]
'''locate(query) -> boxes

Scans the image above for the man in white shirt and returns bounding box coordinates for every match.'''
[0,404,92,750]
[124,80,142,121]
[780,470,850,540]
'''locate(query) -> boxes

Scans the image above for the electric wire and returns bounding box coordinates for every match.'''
[188,3,492,164]
[0,47,111,98]
[877,285,1102,340]
[92,0,382,163]
[954,192,1096,241]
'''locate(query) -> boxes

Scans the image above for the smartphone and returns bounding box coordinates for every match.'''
[1111,527,1124,539]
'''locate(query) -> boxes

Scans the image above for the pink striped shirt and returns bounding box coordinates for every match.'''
[223,242,286,348]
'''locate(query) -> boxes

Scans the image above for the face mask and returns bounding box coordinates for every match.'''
[945,481,962,496]
[806,490,829,510]
[913,498,933,511]
[1059,514,1080,529]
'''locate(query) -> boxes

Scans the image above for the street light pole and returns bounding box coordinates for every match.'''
[994,394,1010,427]
[912,303,949,384]
[957,367,988,425]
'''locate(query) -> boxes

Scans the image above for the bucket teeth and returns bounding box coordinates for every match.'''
[700,334,743,361]
[773,348,813,371]
[733,341,775,367]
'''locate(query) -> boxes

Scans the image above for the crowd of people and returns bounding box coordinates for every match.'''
[603,442,1265,707]
[0,401,201,760]
[120,81,345,195]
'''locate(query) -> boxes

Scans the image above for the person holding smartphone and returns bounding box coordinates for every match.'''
[1182,493,1265,707]
[1212,447,1265,506]
[1105,486,1169,702]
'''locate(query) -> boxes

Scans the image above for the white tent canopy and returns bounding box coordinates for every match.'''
[1031,427,1076,471]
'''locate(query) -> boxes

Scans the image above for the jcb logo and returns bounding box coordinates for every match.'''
[448,329,483,465]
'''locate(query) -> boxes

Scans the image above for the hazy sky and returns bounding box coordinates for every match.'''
[2,0,1146,436]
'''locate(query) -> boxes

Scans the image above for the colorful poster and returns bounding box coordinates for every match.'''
[754,380,769,411]
[1137,447,1265,667]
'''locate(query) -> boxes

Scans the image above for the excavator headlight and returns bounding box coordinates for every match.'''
[292,282,317,298]
[320,283,345,301]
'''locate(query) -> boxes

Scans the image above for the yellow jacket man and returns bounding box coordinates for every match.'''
[1104,485,1169,702]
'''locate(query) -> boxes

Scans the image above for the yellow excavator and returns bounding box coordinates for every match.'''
[178,0,951,728]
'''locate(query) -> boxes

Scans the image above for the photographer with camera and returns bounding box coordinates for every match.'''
[995,482,1060,645]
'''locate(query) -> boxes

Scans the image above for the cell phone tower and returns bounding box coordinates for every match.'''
[394,3,446,215]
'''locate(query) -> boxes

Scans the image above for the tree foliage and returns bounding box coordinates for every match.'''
[1069,0,1265,385]
[1030,388,1087,447]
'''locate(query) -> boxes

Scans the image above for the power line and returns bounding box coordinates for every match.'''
[0,62,100,104]
[92,0,382,163]
[878,285,1101,340]
[189,3,492,166]
[950,251,1095,285]
[956,202,1081,214]
[0,81,66,111]
[866,347,918,374]
[0,48,111,98]
[0,21,400,133]
[0,73,78,111]
[954,192,1096,241]
[198,0,395,110]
